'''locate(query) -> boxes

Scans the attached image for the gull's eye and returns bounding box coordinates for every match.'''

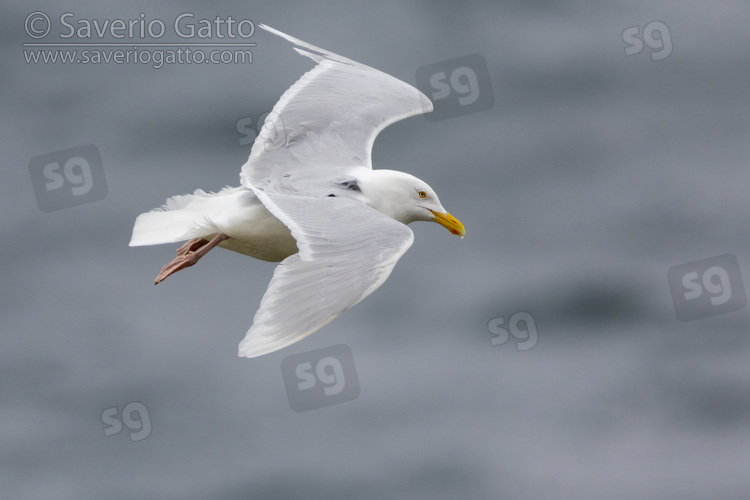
[418,190,427,199]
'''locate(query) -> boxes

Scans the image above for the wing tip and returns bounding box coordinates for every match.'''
[237,337,285,359]
[259,23,353,66]
[419,91,434,114]
[258,23,433,118]
[237,338,266,358]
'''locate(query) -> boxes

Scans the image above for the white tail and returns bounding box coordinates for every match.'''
[129,189,226,247]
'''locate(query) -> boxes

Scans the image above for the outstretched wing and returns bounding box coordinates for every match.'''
[237,26,428,357]
[240,24,433,188]
[238,194,413,358]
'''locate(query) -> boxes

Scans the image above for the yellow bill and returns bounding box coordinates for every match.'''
[430,210,465,238]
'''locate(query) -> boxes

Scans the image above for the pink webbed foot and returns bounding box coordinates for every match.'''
[154,233,229,285]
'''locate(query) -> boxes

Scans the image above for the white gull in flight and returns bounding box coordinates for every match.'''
[129,25,465,358]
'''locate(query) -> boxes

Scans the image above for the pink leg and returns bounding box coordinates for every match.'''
[176,238,209,256]
[154,233,230,285]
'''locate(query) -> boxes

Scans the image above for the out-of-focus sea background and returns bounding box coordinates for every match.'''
[3,1,750,498]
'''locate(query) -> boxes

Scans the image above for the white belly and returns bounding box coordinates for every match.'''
[211,188,299,262]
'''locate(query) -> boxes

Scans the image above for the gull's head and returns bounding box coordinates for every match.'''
[360,169,465,237]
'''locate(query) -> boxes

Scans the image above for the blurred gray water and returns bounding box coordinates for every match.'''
[3,0,750,498]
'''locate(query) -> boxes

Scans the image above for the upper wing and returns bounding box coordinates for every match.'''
[240,24,433,188]
[237,26,426,357]
[237,193,414,358]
